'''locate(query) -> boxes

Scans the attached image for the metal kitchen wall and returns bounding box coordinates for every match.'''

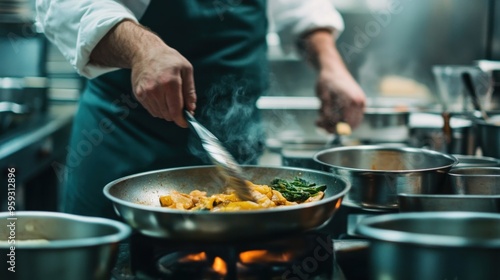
[268,0,493,100]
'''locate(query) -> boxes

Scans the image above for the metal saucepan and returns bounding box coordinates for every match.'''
[398,167,500,213]
[103,165,350,242]
[355,212,500,280]
[453,154,500,168]
[476,114,500,158]
[313,145,458,210]
[350,107,411,144]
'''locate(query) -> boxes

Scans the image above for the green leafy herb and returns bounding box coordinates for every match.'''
[270,177,327,202]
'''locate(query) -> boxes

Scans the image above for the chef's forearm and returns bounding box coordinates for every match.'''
[89,20,165,69]
[299,29,346,73]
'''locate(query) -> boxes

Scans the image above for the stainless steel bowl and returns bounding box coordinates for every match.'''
[314,145,458,209]
[350,107,411,143]
[448,167,500,194]
[355,212,500,280]
[0,211,131,280]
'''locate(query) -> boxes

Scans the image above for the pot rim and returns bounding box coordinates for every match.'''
[448,166,500,176]
[355,212,500,248]
[313,145,458,173]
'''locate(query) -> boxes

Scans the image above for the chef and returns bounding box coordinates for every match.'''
[36,0,366,219]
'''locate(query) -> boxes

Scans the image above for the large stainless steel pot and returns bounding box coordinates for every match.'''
[355,212,500,280]
[314,145,457,210]
[103,165,350,242]
[0,211,131,280]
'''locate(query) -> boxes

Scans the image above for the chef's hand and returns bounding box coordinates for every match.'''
[131,44,197,128]
[299,29,366,133]
[89,20,197,128]
[315,67,365,133]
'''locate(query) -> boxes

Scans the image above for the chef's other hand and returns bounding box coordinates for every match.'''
[299,29,366,134]
[90,20,197,128]
[131,45,196,128]
[315,67,365,133]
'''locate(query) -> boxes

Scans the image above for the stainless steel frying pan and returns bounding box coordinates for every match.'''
[103,165,350,242]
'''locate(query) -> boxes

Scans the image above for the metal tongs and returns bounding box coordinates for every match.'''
[184,110,255,202]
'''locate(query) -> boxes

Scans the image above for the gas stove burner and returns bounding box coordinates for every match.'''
[128,231,337,280]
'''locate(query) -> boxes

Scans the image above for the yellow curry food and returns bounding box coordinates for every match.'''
[159,178,326,212]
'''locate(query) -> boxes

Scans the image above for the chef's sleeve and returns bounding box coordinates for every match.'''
[36,0,148,79]
[268,0,345,49]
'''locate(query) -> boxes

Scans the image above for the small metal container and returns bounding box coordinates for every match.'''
[476,114,500,158]
[280,143,332,169]
[350,107,411,143]
[453,154,500,168]
[0,211,131,280]
[448,167,500,195]
[314,145,457,210]
[409,112,476,155]
[355,212,500,280]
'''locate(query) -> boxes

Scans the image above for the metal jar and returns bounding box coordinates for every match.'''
[0,211,131,280]
[313,145,458,210]
[355,212,500,280]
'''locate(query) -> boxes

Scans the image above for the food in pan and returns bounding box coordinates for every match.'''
[159,177,326,211]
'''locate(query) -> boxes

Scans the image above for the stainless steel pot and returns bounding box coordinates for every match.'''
[453,154,500,168]
[355,212,500,280]
[448,167,500,195]
[476,114,500,158]
[313,145,458,210]
[280,143,333,169]
[103,165,350,241]
[409,112,476,155]
[0,211,131,280]
[350,107,410,143]
[398,167,500,213]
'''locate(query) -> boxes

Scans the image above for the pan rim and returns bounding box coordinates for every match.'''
[103,165,351,215]
[313,145,458,173]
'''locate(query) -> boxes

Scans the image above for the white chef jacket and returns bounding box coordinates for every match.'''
[35,0,344,79]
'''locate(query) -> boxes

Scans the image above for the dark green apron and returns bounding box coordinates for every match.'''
[62,0,268,219]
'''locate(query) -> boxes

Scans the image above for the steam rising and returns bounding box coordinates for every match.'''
[188,75,266,165]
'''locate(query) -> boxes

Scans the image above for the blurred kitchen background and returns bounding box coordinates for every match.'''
[1,0,500,211]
